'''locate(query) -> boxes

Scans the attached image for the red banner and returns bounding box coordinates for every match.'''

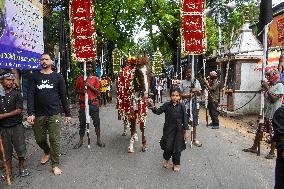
[181,0,206,55]
[70,0,96,61]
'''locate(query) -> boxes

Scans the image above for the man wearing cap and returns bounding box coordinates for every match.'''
[0,71,29,178]
[204,71,221,129]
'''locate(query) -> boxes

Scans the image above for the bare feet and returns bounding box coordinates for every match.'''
[163,160,172,169]
[52,167,62,175]
[40,154,50,165]
[173,164,180,172]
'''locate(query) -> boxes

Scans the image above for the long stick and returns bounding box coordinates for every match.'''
[189,55,195,148]
[84,62,91,149]
[203,59,209,126]
[0,132,12,186]
[258,25,269,156]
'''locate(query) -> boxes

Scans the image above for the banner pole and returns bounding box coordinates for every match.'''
[84,61,91,148]
[258,24,269,156]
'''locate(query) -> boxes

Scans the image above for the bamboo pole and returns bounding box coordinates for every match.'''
[84,62,91,149]
[0,131,12,186]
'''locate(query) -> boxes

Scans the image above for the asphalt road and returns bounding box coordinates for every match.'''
[1,101,275,189]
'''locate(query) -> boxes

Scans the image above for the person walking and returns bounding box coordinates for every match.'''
[148,88,190,172]
[27,53,71,175]
[180,68,202,147]
[0,71,29,178]
[74,61,105,148]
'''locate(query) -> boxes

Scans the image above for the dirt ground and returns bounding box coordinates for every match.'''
[199,108,265,143]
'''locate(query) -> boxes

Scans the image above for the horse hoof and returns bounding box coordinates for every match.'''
[122,132,127,136]
[141,146,148,152]
[128,148,134,153]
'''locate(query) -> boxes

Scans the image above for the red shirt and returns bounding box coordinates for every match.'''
[75,75,101,108]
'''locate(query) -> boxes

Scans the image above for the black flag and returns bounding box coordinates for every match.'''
[258,0,273,36]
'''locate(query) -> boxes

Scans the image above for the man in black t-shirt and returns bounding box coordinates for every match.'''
[0,71,29,178]
[27,53,71,176]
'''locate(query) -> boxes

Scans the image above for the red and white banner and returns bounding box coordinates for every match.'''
[70,0,96,61]
[181,0,206,55]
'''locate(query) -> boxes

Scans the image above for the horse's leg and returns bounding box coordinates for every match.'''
[122,119,128,136]
[140,122,148,152]
[128,118,136,153]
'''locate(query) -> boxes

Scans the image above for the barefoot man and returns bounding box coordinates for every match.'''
[27,53,72,175]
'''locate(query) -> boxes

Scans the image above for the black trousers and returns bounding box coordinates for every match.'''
[163,151,181,165]
[275,149,284,189]
[208,101,219,126]
[1,124,27,161]
[79,105,100,137]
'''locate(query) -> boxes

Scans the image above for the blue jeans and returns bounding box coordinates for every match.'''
[78,105,100,137]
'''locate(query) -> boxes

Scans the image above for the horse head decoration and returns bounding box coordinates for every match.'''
[116,54,151,153]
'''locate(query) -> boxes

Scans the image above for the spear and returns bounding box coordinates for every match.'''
[0,131,12,186]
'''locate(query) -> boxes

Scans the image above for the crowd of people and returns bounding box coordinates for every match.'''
[0,52,283,188]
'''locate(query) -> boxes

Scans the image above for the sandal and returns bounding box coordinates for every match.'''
[242,148,257,154]
[265,153,275,159]
[40,155,50,165]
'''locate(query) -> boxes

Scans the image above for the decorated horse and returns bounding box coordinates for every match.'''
[116,55,150,153]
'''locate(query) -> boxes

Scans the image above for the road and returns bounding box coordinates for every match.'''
[1,101,275,189]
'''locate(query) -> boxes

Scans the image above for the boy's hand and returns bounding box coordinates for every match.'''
[0,114,4,120]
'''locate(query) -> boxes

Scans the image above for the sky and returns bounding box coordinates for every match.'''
[273,0,282,6]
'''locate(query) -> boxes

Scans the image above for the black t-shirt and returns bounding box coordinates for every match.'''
[27,72,71,117]
[0,89,23,128]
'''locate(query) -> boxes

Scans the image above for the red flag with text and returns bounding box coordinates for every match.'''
[181,0,206,55]
[70,0,96,61]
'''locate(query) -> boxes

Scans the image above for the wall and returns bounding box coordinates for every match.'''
[233,62,262,114]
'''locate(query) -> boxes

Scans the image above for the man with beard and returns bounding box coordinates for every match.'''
[27,53,72,175]
[0,71,29,178]
[180,68,202,147]
[73,61,105,149]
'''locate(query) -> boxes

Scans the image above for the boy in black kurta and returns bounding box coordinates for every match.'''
[149,88,190,172]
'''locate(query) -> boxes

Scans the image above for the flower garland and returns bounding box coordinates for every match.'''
[116,63,148,124]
